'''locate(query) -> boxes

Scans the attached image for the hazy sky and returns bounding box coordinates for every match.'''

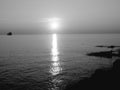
[0,0,120,34]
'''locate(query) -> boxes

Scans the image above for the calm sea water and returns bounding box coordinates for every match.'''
[0,34,120,90]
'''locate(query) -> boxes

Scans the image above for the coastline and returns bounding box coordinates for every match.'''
[65,46,120,90]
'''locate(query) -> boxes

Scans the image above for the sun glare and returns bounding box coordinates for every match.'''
[51,22,59,30]
[49,18,60,30]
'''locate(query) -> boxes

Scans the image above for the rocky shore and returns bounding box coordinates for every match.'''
[65,46,120,90]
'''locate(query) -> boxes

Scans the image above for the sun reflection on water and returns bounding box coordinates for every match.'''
[48,34,63,90]
[50,34,62,76]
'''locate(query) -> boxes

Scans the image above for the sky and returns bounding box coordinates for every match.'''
[0,0,120,34]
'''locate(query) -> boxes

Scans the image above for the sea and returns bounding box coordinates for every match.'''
[0,34,120,90]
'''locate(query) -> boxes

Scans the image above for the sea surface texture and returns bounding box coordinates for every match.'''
[0,34,119,90]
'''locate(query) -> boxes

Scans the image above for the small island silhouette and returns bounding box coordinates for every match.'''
[7,32,13,36]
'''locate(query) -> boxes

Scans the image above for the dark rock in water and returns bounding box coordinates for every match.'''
[7,32,12,36]
[87,51,112,58]
[96,45,120,52]
[96,45,120,49]
[87,51,120,59]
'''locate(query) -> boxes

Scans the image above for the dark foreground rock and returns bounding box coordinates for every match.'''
[65,47,120,90]
[65,59,120,90]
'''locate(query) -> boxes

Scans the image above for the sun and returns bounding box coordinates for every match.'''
[49,18,60,30]
[50,21,59,30]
